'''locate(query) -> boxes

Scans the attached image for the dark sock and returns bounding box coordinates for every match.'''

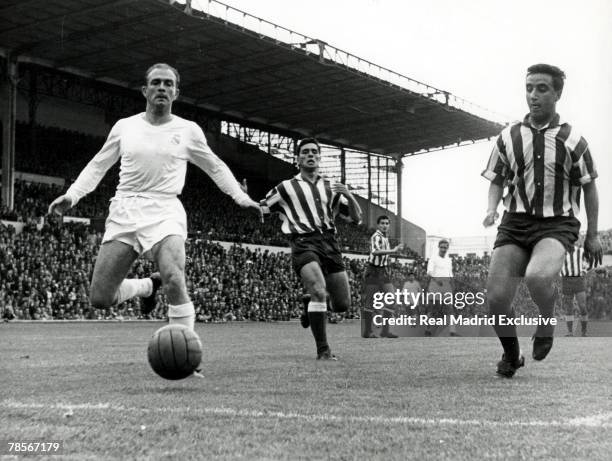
[566,321,573,333]
[499,336,521,362]
[362,310,372,337]
[308,312,328,354]
[581,320,587,335]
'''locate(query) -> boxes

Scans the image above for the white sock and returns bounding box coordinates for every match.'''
[168,302,195,331]
[307,301,327,312]
[115,278,153,305]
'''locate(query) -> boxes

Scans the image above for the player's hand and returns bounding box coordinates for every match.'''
[584,234,603,269]
[331,182,349,196]
[482,210,499,227]
[393,244,404,252]
[240,178,248,194]
[48,195,72,215]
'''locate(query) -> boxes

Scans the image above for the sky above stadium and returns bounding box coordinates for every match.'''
[209,0,611,238]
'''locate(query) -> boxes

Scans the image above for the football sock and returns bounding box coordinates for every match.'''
[499,336,521,362]
[381,307,394,336]
[308,301,328,354]
[580,316,588,335]
[168,302,195,331]
[362,308,372,337]
[566,320,573,334]
[115,278,152,305]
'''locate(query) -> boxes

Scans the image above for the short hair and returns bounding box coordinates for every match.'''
[527,63,565,92]
[296,137,320,153]
[377,215,390,224]
[144,63,180,87]
[438,239,449,247]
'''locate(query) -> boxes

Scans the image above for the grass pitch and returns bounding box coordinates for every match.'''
[1,321,611,460]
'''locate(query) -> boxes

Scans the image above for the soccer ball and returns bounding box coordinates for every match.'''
[147,324,202,380]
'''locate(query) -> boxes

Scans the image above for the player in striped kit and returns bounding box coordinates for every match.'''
[482,63,602,378]
[261,138,362,360]
[362,215,403,338]
[561,246,590,336]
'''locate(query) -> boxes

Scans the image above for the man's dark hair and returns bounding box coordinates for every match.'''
[296,138,320,153]
[527,63,565,92]
[144,63,180,87]
[377,215,390,224]
[438,239,449,247]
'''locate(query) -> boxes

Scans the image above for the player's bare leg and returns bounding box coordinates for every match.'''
[362,282,380,338]
[90,240,139,309]
[301,262,335,360]
[486,244,529,377]
[152,235,193,330]
[152,235,203,377]
[378,282,397,338]
[525,238,565,360]
[563,294,575,336]
[575,291,588,336]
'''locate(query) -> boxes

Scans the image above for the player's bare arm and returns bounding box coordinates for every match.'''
[583,180,602,267]
[372,243,404,256]
[483,182,503,227]
[332,182,362,223]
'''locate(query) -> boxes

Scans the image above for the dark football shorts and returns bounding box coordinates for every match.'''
[562,276,587,295]
[494,212,580,252]
[290,231,345,276]
[364,265,391,287]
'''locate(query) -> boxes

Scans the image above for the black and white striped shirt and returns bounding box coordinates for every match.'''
[368,230,390,267]
[261,174,353,235]
[482,114,598,218]
[561,246,587,277]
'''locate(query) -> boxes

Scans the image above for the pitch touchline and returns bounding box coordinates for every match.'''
[2,400,611,429]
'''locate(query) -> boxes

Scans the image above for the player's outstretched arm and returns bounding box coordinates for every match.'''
[47,195,73,215]
[188,124,259,210]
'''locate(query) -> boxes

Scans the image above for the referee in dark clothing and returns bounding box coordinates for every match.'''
[260,138,362,360]
[362,215,403,338]
[482,63,602,378]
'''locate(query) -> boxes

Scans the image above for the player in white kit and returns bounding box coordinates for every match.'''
[48,63,259,336]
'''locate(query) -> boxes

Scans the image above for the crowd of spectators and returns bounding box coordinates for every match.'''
[2,219,611,323]
[2,123,611,322]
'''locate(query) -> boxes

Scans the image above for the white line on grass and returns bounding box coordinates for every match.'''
[2,400,612,429]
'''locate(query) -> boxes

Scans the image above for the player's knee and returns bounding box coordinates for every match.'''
[162,268,185,291]
[525,273,555,298]
[305,284,327,303]
[485,287,509,311]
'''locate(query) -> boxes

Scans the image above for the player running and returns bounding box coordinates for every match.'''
[260,138,362,360]
[482,64,602,378]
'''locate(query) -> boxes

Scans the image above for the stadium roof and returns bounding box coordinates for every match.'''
[0,0,505,157]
